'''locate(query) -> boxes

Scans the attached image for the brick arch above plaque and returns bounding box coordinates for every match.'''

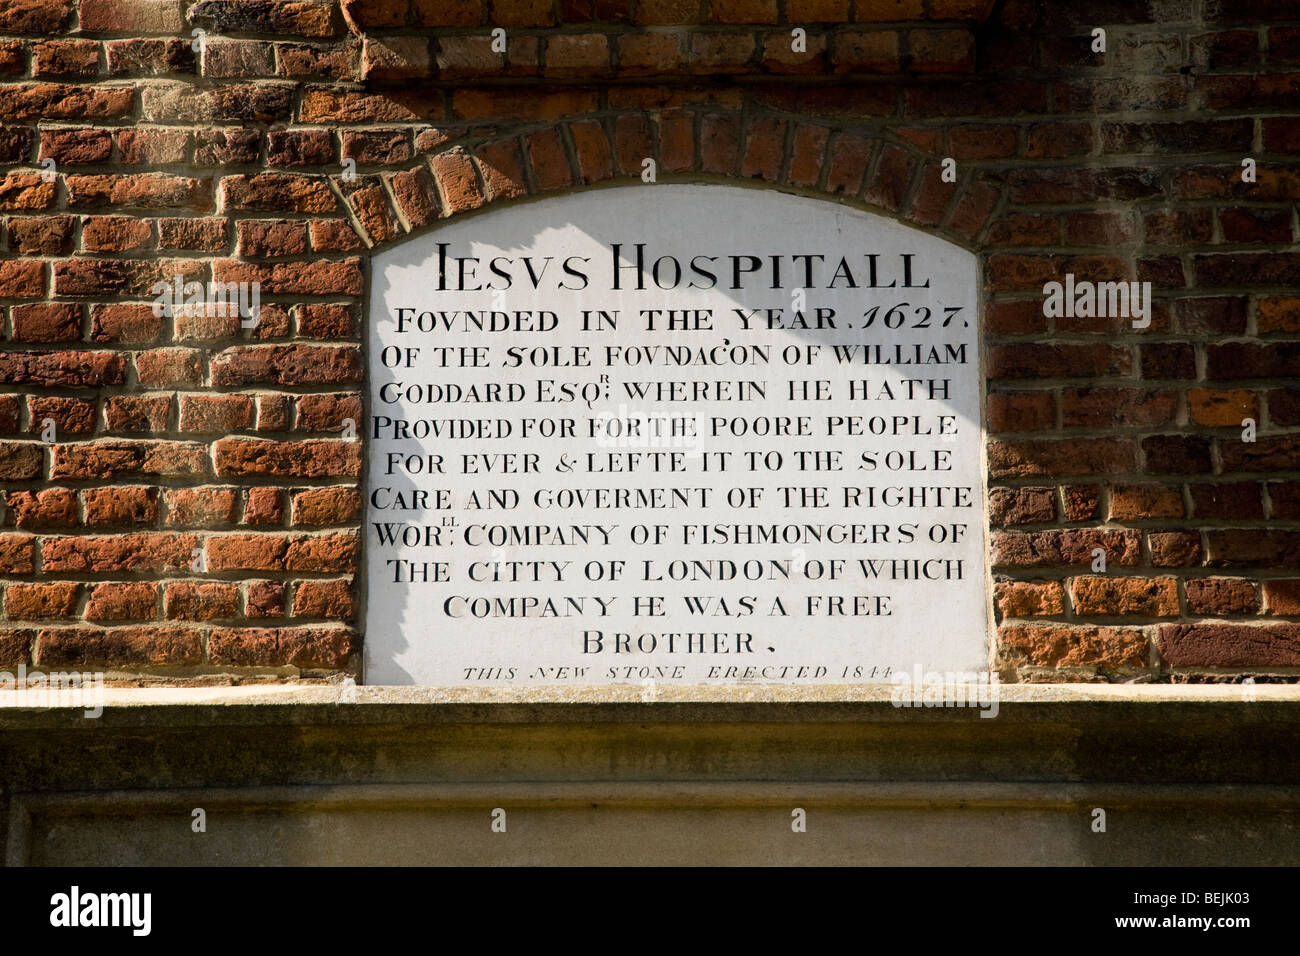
[365,184,988,689]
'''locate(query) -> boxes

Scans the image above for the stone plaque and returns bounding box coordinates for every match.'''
[365,185,987,687]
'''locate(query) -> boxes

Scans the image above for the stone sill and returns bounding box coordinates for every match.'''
[0,681,1296,729]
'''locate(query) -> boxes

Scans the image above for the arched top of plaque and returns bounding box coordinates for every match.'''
[366,185,989,695]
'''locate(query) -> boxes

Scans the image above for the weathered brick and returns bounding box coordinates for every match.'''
[50,440,207,479]
[104,394,171,432]
[1159,623,1300,668]
[243,487,284,526]
[5,582,77,620]
[85,582,157,621]
[41,532,197,573]
[82,486,158,526]
[6,489,77,529]
[210,345,361,387]
[291,487,361,526]
[991,529,1141,569]
[1072,575,1179,617]
[293,578,355,620]
[207,625,354,668]
[80,0,182,32]
[988,486,1055,526]
[164,487,238,526]
[11,303,81,342]
[987,438,1137,478]
[179,393,254,433]
[245,580,285,618]
[1109,483,1185,521]
[28,396,94,435]
[1186,577,1259,615]
[1000,625,1148,669]
[81,215,153,252]
[165,580,237,621]
[994,580,1064,618]
[214,439,361,478]
[38,626,203,667]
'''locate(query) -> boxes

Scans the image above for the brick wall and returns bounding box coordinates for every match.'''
[0,0,1297,685]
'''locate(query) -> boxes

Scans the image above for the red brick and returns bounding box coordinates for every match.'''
[38,626,202,667]
[787,124,829,187]
[658,110,694,172]
[1108,483,1184,521]
[863,144,917,212]
[1000,624,1148,669]
[907,28,974,73]
[1062,388,1177,428]
[243,487,284,526]
[245,580,285,618]
[50,440,207,479]
[7,217,73,255]
[81,215,153,252]
[1188,388,1256,426]
[220,174,336,214]
[81,486,158,527]
[11,303,80,342]
[190,0,334,36]
[986,390,1053,432]
[431,147,488,213]
[545,34,610,77]
[207,625,354,668]
[85,581,157,622]
[620,32,682,74]
[79,0,182,32]
[991,529,1141,569]
[210,345,361,387]
[237,219,308,258]
[165,580,237,621]
[41,532,197,573]
[39,127,111,164]
[834,31,899,73]
[294,579,356,620]
[525,128,572,190]
[0,174,56,211]
[292,488,361,526]
[0,84,134,121]
[1143,435,1213,474]
[214,439,361,478]
[6,582,77,621]
[1186,577,1259,615]
[6,489,76,529]
[1061,485,1099,522]
[1149,531,1203,567]
[103,394,171,433]
[989,343,1130,380]
[296,393,362,432]
[309,219,364,253]
[297,304,353,339]
[105,37,196,75]
[987,438,1137,478]
[164,487,238,527]
[0,441,41,481]
[700,113,741,174]
[135,348,203,387]
[178,394,254,433]
[988,486,1055,526]
[570,120,614,183]
[824,133,872,194]
[1159,623,1300,668]
[994,580,1064,619]
[28,396,94,436]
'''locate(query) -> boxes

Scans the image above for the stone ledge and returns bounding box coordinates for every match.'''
[0,681,1296,730]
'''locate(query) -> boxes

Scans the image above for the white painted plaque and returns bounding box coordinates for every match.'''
[365,185,988,687]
